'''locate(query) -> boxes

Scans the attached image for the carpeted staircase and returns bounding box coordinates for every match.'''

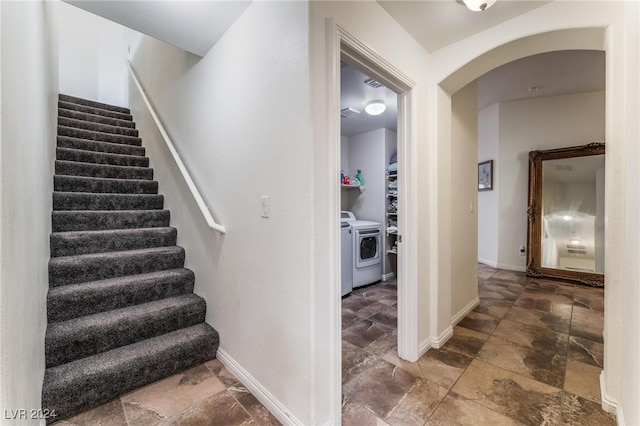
[42,94,219,422]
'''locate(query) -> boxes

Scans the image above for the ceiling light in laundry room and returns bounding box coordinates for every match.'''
[365,100,386,116]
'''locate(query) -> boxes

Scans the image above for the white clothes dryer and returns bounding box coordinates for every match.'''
[341,211,382,288]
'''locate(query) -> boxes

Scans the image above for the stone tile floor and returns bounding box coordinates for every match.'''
[341,264,615,426]
[51,358,280,426]
[53,264,614,425]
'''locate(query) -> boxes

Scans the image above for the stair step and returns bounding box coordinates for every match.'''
[58,116,139,138]
[56,160,153,180]
[57,136,145,157]
[52,210,170,232]
[53,192,163,211]
[49,246,185,287]
[42,323,218,422]
[59,100,132,121]
[45,294,207,368]
[58,108,136,129]
[54,175,158,195]
[50,227,177,257]
[47,268,195,322]
[56,147,148,168]
[59,94,130,115]
[58,126,142,146]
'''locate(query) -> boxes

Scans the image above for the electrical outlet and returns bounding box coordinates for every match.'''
[519,245,526,256]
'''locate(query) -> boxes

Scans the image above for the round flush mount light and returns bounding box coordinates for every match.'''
[458,0,496,11]
[562,215,574,221]
[365,100,386,116]
[569,238,581,245]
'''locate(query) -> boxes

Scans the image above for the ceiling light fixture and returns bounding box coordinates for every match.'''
[569,239,581,245]
[562,215,574,221]
[458,0,496,12]
[365,100,386,116]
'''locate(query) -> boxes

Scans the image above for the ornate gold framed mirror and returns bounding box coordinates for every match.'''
[526,142,605,287]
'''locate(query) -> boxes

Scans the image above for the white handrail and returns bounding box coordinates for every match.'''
[126,60,226,234]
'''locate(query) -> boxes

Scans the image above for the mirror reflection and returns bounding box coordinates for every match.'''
[541,155,605,273]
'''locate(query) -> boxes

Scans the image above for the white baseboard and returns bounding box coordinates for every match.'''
[599,371,623,424]
[381,272,396,282]
[497,263,526,272]
[216,348,304,426]
[478,258,526,272]
[418,326,454,357]
[451,297,480,326]
[478,258,498,268]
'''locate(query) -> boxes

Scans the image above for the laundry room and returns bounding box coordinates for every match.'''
[340,63,398,296]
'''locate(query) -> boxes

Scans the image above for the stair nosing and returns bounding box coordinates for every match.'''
[58,101,132,121]
[56,146,148,161]
[58,95,130,115]
[49,245,184,262]
[57,116,139,137]
[57,125,141,145]
[58,108,136,128]
[55,159,152,172]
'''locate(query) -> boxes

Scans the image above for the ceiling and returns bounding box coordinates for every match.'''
[63,0,251,56]
[378,0,551,54]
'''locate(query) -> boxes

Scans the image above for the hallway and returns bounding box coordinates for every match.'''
[341,265,614,425]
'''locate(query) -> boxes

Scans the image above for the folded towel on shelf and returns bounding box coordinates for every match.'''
[386,162,398,173]
[388,181,398,190]
[387,226,398,233]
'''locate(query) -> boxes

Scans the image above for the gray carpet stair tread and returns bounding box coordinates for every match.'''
[50,227,177,257]
[56,147,149,167]
[47,268,195,322]
[48,246,185,287]
[59,94,131,115]
[53,192,164,211]
[54,175,158,195]
[58,125,142,146]
[51,210,171,232]
[55,160,153,180]
[58,100,132,121]
[58,108,136,129]
[58,116,139,137]
[45,294,207,367]
[42,323,218,421]
[57,135,145,156]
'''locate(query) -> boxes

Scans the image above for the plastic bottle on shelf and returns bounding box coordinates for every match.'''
[355,169,364,186]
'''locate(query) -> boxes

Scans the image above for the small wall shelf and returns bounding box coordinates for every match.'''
[341,184,366,192]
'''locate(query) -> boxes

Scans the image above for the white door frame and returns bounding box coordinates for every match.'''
[327,23,420,385]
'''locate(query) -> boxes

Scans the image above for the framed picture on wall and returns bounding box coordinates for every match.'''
[478,160,493,191]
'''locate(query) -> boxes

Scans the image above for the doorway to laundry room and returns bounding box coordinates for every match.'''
[339,59,402,376]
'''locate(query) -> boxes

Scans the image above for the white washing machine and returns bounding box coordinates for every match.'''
[341,211,382,288]
[340,220,353,296]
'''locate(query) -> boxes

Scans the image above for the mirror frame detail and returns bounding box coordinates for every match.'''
[526,142,606,287]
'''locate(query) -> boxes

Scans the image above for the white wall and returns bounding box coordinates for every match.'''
[450,82,479,323]
[344,128,396,277]
[57,2,128,107]
[478,91,605,271]
[347,128,386,223]
[0,0,58,421]
[619,2,640,423]
[128,2,318,424]
[477,103,499,266]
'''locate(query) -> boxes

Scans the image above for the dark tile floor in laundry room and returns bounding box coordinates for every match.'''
[53,264,613,426]
[341,264,615,426]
